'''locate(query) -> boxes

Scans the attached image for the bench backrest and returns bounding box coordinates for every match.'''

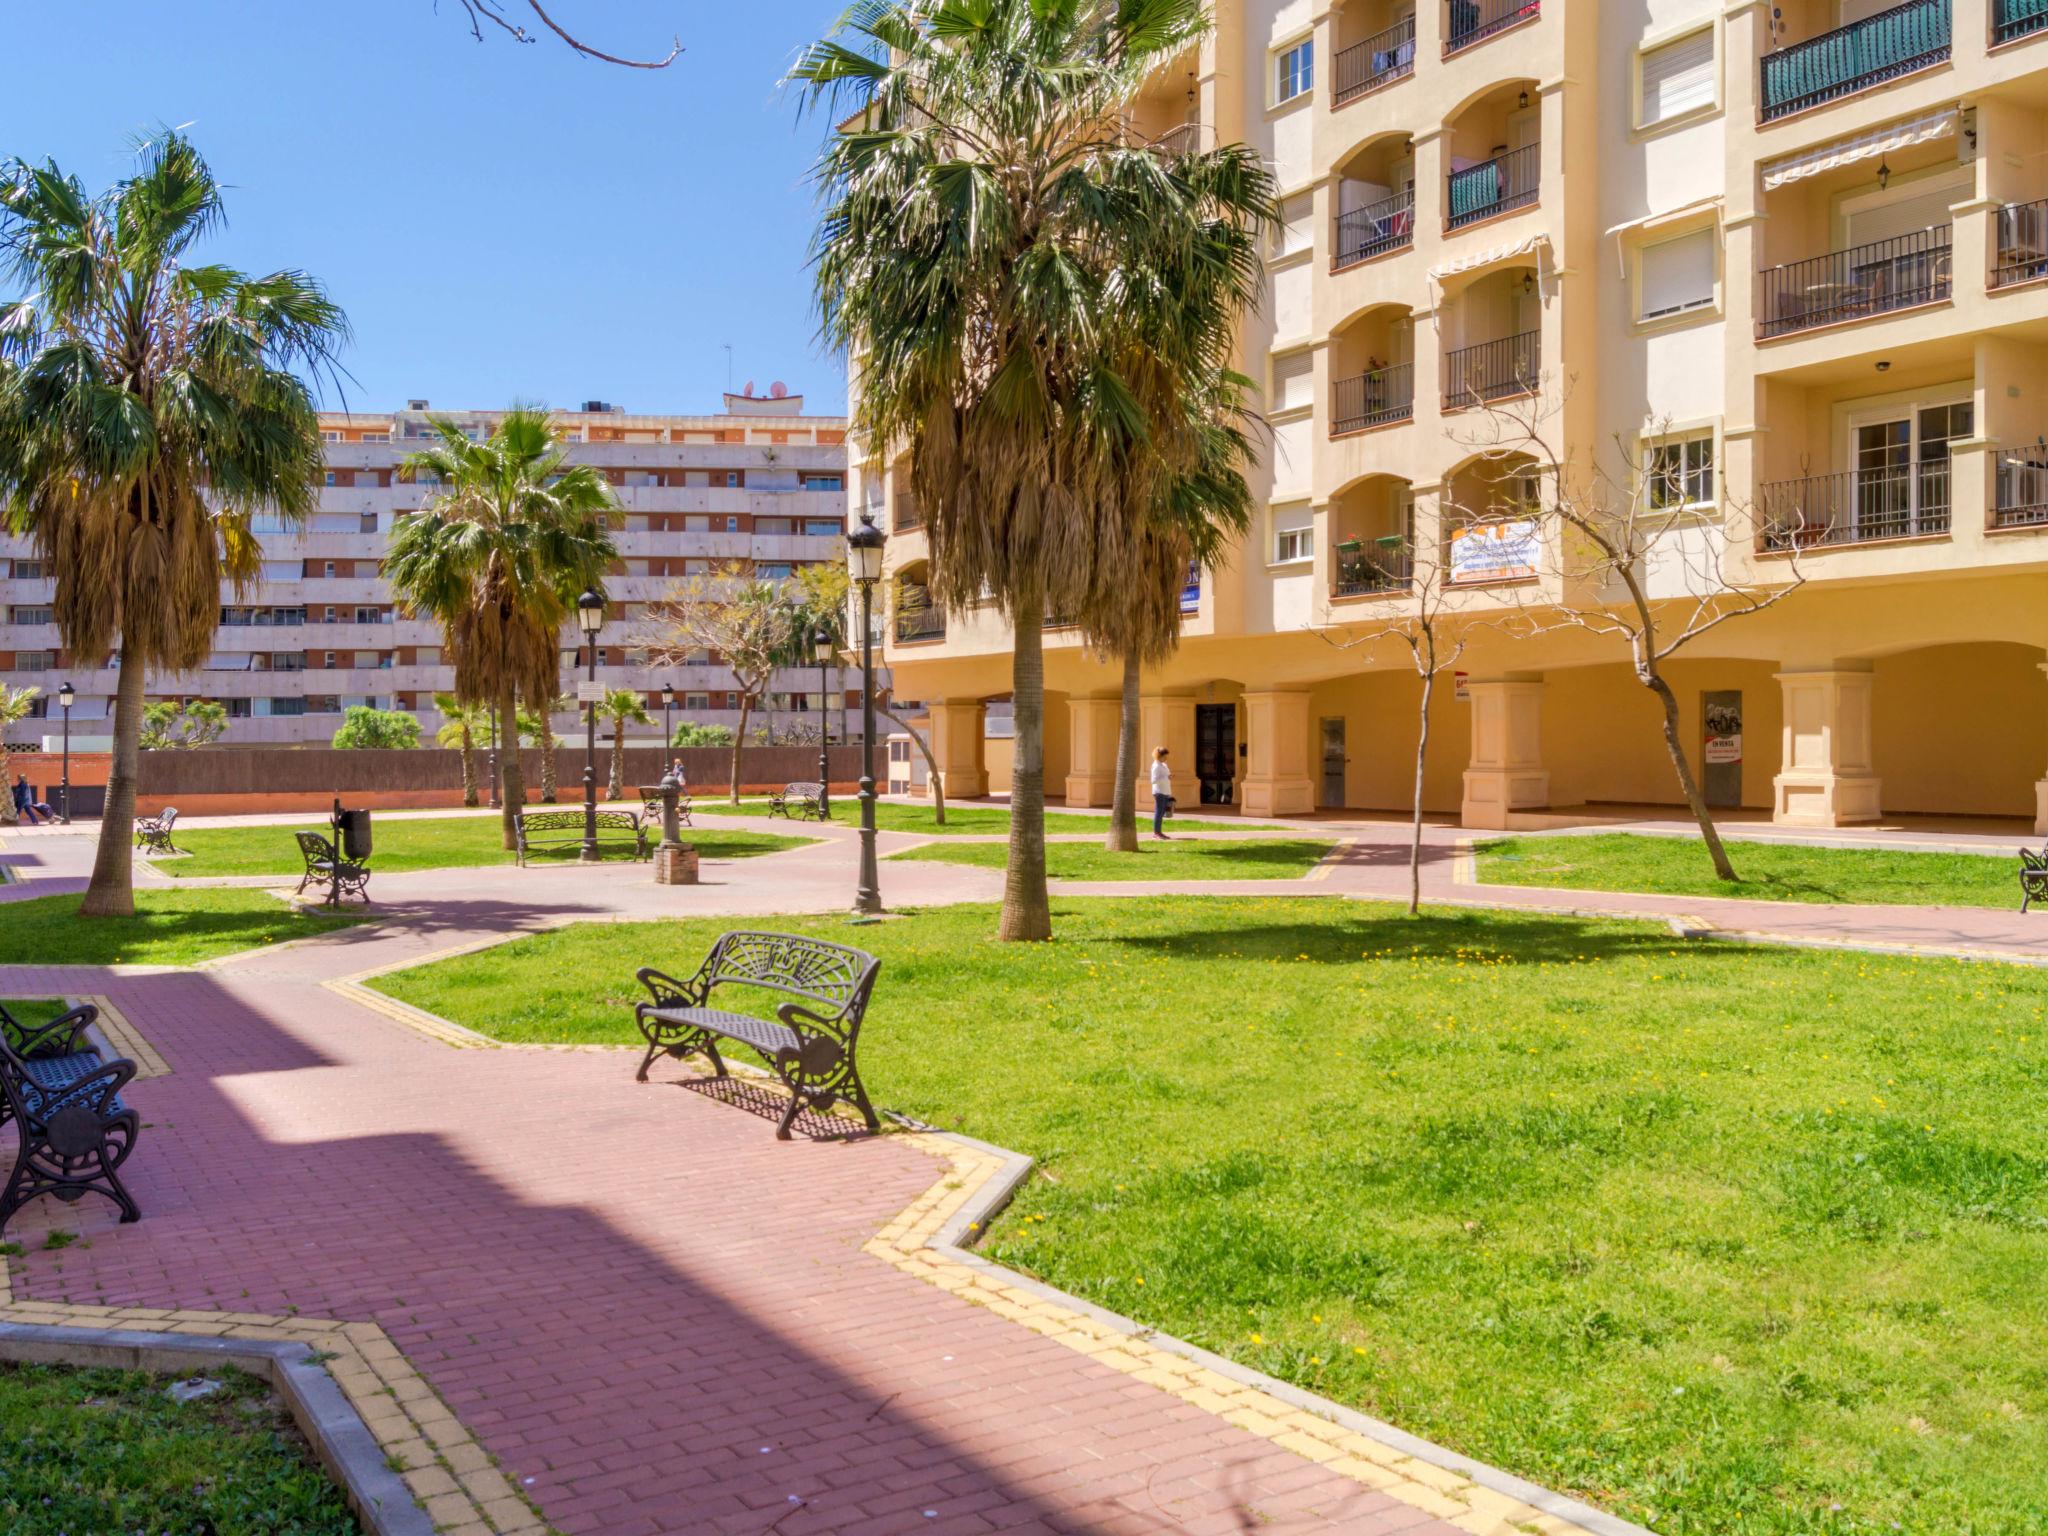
[161,808,177,828]
[296,830,336,865]
[519,808,638,834]
[783,782,823,795]
[704,930,880,1020]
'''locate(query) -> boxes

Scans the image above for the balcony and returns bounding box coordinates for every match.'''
[1333,18,1415,105]
[1993,199,2048,288]
[1759,462,1951,550]
[1445,0,1539,55]
[1755,224,1950,338]
[1442,331,1539,410]
[894,591,946,643]
[1758,0,1950,122]
[1996,0,2048,44]
[1446,143,1538,231]
[1332,364,1414,434]
[1995,450,2048,527]
[1333,190,1415,270]
[1333,537,1414,597]
[892,493,924,533]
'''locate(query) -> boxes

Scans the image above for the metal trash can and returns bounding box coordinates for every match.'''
[338,808,373,861]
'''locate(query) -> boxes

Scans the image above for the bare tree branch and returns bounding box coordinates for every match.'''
[449,0,682,68]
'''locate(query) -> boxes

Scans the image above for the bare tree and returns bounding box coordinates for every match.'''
[1462,390,1806,882]
[878,694,946,826]
[447,1,681,67]
[637,566,796,803]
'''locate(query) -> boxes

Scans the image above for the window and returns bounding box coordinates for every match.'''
[322,430,341,443]
[725,516,740,532]
[758,562,795,580]
[724,472,741,488]
[1638,228,1716,321]
[9,560,44,580]
[225,698,252,718]
[1275,40,1313,103]
[1647,432,1715,510]
[323,472,337,487]
[322,561,337,578]
[685,691,710,710]
[755,517,793,535]
[15,651,54,672]
[1272,508,1313,564]
[1270,351,1313,414]
[355,606,383,624]
[10,606,52,625]
[360,432,389,443]
[265,697,306,717]
[360,513,379,534]
[804,519,841,536]
[324,651,338,669]
[803,474,843,490]
[1638,29,1714,127]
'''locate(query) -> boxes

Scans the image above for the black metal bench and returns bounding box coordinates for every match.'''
[0,1002,143,1233]
[513,808,650,866]
[633,930,882,1139]
[640,791,693,830]
[294,830,372,902]
[766,782,828,821]
[134,807,181,854]
[2022,846,2048,913]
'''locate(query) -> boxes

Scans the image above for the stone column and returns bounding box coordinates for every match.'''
[1460,677,1549,829]
[1063,695,1123,808]
[1240,690,1315,816]
[1138,695,1197,809]
[1772,667,1880,826]
[927,700,988,800]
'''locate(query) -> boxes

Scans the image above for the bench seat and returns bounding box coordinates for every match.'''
[18,1049,128,1117]
[642,1005,799,1059]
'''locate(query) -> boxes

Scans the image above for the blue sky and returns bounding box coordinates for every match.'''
[2,1,850,415]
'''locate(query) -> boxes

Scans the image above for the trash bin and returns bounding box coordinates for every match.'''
[338,808,373,861]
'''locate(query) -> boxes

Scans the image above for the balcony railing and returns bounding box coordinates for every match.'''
[1995,450,2048,527]
[1333,189,1415,270]
[1446,143,1539,230]
[1148,122,1208,158]
[1758,0,1950,121]
[1994,199,2048,288]
[1443,330,1539,409]
[1996,0,2048,43]
[1332,364,1415,434]
[1759,462,1952,549]
[1446,0,1539,54]
[1333,538,1414,597]
[1755,224,1951,339]
[1333,18,1416,104]
[894,594,946,642]
[892,494,924,532]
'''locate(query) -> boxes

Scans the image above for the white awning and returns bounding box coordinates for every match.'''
[1761,108,1957,192]
[1606,197,1723,275]
[1427,232,1548,284]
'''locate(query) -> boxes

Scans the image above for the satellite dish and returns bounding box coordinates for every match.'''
[741,379,755,398]
[769,380,789,399]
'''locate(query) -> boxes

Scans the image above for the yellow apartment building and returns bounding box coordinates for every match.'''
[852,0,2048,832]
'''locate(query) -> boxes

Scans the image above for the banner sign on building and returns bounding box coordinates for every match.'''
[576,679,607,705]
[1449,520,1540,583]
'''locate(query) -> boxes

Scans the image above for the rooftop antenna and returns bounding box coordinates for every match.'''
[723,343,733,393]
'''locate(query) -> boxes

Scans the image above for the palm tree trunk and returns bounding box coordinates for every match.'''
[538,714,558,802]
[498,686,524,850]
[608,720,626,800]
[1105,651,1140,853]
[879,703,945,827]
[459,722,478,807]
[999,604,1051,941]
[0,741,15,827]
[1647,668,1738,881]
[80,639,145,918]
[730,697,751,804]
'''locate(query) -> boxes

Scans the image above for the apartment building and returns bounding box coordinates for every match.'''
[856,0,2048,831]
[0,389,859,749]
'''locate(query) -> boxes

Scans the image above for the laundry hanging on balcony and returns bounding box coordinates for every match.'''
[1760,108,1957,191]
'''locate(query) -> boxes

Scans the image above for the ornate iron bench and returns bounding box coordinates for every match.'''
[2021,846,2048,913]
[640,790,693,830]
[633,930,882,1139]
[134,806,181,854]
[0,1002,143,1234]
[766,782,828,821]
[513,808,650,866]
[294,830,372,902]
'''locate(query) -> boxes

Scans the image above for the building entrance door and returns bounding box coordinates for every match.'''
[1702,690,1743,808]
[1320,717,1347,807]
[1196,703,1236,805]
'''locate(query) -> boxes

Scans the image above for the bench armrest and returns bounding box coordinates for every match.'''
[0,1003,99,1062]
[636,965,710,1011]
[777,999,856,1046]
[28,1056,135,1122]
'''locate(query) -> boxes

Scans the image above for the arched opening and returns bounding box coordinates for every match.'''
[1439,451,1543,586]
[1332,135,1417,270]
[1329,475,1416,595]
[1442,79,1540,230]
[1331,0,1417,105]
[1439,262,1540,409]
[1328,303,1416,433]
[892,560,944,643]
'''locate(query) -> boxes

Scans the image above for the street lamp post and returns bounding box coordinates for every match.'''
[846,514,886,915]
[57,682,74,824]
[577,588,605,863]
[812,629,834,820]
[661,682,674,755]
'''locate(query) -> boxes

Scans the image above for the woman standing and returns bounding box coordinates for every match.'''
[1149,748,1173,841]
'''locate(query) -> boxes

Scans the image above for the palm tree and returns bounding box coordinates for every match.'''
[0,132,347,915]
[0,684,41,824]
[433,692,490,807]
[514,695,571,802]
[796,0,1269,939]
[386,410,617,849]
[599,688,651,800]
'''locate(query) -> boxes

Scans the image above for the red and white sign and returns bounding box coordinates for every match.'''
[1704,733,1742,765]
[1449,520,1540,583]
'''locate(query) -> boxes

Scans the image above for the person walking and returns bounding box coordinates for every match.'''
[12,774,41,826]
[1149,747,1173,841]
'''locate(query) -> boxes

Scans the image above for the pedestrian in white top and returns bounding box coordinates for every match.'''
[1149,747,1173,840]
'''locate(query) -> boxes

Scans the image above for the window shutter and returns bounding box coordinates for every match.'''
[1272,351,1314,412]
[1640,31,1714,125]
[1638,229,1715,320]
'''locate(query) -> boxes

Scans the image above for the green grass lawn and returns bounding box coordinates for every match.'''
[158,814,808,878]
[1477,832,2020,910]
[891,837,1336,881]
[692,798,1276,834]
[0,1362,356,1536]
[3,889,371,966]
[372,897,2048,1535]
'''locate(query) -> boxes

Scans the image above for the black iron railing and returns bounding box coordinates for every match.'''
[1332,539,1414,596]
[892,494,924,532]
[1446,0,1539,54]
[1993,199,2048,288]
[1333,189,1415,269]
[1755,224,1951,339]
[1759,0,1949,121]
[1759,462,1952,549]
[1446,143,1539,230]
[1332,365,1414,434]
[1443,330,1539,409]
[894,593,946,641]
[1334,18,1416,104]
[1995,450,2048,527]
[1996,0,2048,43]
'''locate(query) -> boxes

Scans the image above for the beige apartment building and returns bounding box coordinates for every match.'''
[0,390,857,750]
[855,0,2048,831]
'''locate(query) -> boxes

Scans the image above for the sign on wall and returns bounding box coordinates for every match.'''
[1449,520,1540,583]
